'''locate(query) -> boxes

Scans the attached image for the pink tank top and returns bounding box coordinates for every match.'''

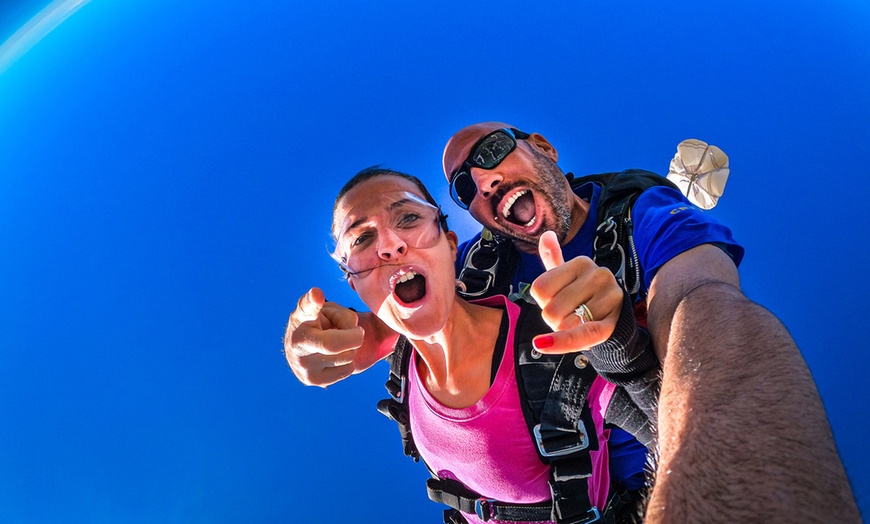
[407,296,614,524]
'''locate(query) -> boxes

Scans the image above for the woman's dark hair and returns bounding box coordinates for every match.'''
[332,166,449,237]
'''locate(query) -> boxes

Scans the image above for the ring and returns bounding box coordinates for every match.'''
[574,304,594,324]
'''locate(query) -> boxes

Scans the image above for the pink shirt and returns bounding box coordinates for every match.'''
[407,296,613,524]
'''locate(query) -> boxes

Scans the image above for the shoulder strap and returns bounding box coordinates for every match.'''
[573,169,678,299]
[456,228,519,299]
[376,336,420,461]
[514,300,605,523]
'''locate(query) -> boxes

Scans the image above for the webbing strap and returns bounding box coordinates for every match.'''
[593,196,637,296]
[376,336,420,461]
[427,478,553,522]
[536,355,601,523]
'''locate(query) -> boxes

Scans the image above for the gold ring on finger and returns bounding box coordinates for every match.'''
[574,303,594,324]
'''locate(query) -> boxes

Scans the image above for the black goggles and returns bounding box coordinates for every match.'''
[448,127,530,210]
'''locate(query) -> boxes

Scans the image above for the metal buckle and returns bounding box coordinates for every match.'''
[475,498,496,521]
[593,218,618,253]
[390,376,406,402]
[533,420,590,458]
[574,507,601,524]
[457,238,500,298]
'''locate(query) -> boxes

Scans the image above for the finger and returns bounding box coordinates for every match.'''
[313,362,356,388]
[293,355,356,388]
[540,268,622,330]
[320,301,360,331]
[292,322,365,355]
[538,230,565,271]
[532,319,617,354]
[529,255,598,307]
[293,288,326,324]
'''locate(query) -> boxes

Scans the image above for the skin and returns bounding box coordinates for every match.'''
[285,125,860,521]
[645,245,860,521]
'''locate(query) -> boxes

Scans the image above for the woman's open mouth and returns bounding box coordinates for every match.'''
[393,270,427,305]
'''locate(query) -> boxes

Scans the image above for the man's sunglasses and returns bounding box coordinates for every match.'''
[448,127,530,210]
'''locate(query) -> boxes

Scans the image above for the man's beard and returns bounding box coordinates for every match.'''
[500,150,573,252]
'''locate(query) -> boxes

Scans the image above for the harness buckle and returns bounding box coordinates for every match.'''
[567,506,601,524]
[385,375,406,403]
[475,498,497,521]
[593,218,618,253]
[533,420,590,458]
[457,237,500,298]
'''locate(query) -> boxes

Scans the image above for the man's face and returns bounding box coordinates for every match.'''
[443,125,573,253]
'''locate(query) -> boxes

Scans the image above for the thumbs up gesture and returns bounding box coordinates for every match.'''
[529,231,625,353]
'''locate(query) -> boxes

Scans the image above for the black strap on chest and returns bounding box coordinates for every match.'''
[376,336,419,461]
[515,300,603,523]
[579,169,679,298]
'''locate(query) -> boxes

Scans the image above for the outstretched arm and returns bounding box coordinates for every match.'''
[283,288,399,387]
[644,244,859,522]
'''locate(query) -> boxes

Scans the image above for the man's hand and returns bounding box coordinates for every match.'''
[283,288,395,387]
[529,231,623,353]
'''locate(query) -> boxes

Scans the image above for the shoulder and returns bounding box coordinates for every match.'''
[632,186,745,270]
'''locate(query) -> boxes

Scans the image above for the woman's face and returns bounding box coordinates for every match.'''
[333,175,458,339]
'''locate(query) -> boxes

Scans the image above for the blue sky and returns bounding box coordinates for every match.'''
[1,1,868,522]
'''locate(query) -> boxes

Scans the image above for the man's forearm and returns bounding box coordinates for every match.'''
[646,283,859,522]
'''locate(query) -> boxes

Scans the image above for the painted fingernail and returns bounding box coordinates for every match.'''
[533,335,554,350]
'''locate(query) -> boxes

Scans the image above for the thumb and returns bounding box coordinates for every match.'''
[296,288,326,322]
[538,230,565,271]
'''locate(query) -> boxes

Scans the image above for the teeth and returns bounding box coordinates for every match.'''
[397,271,418,283]
[501,190,527,219]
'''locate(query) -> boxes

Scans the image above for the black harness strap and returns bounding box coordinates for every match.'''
[427,477,553,522]
[536,356,601,524]
[456,228,519,299]
[581,169,678,298]
[376,336,419,461]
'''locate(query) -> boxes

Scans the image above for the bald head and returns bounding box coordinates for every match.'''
[442,122,516,181]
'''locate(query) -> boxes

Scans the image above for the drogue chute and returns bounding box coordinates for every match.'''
[667,139,730,210]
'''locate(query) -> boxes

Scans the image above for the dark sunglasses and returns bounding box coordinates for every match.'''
[448,127,530,209]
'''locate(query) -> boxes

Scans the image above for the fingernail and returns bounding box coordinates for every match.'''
[533,335,554,350]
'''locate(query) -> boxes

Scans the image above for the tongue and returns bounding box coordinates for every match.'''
[509,192,536,225]
[396,275,426,304]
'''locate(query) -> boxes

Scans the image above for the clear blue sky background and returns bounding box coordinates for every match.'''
[1,1,868,522]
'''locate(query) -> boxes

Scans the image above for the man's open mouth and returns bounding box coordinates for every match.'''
[394,271,427,305]
[500,189,537,227]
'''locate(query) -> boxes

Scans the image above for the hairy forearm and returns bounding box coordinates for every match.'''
[645,283,859,522]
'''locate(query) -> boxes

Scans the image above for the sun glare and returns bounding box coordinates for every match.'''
[0,0,90,75]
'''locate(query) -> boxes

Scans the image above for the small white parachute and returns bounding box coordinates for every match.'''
[667,139,730,210]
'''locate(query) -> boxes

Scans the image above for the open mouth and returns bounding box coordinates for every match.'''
[500,189,537,228]
[394,271,427,305]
